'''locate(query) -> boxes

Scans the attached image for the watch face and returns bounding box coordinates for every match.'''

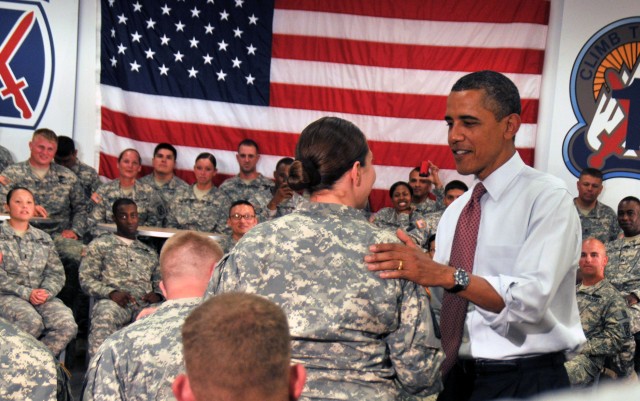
[454,268,470,288]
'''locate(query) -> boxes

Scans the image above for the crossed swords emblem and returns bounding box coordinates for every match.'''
[0,11,35,119]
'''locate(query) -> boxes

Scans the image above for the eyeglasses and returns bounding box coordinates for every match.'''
[230,213,255,221]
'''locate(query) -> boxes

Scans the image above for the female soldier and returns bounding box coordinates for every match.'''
[371,181,431,248]
[207,117,443,400]
[165,152,230,233]
[0,187,77,356]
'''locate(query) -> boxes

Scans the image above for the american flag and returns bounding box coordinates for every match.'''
[99,0,549,211]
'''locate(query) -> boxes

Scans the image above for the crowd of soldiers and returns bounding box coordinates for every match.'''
[1,126,640,399]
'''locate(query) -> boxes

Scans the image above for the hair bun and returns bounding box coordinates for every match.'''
[301,158,321,187]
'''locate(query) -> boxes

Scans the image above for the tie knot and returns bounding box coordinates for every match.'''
[471,183,487,202]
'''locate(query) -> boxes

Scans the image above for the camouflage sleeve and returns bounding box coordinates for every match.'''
[0,165,19,198]
[608,217,622,242]
[205,254,238,297]
[69,179,90,237]
[82,343,125,401]
[39,241,65,297]
[0,262,32,300]
[583,299,630,357]
[144,190,167,228]
[386,281,444,397]
[79,241,114,299]
[89,190,109,238]
[433,186,445,211]
[151,259,162,295]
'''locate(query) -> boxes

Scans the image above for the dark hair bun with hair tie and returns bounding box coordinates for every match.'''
[301,158,321,187]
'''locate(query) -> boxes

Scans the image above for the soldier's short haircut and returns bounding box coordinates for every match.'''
[580,167,604,180]
[451,70,521,121]
[445,180,469,193]
[6,186,34,204]
[182,293,291,400]
[275,157,294,171]
[154,143,178,160]
[112,198,137,216]
[620,196,640,207]
[229,200,255,216]
[159,231,223,283]
[32,128,58,143]
[55,136,76,158]
[238,139,259,153]
[288,116,368,194]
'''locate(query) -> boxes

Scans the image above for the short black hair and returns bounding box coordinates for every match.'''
[451,70,521,120]
[229,200,255,216]
[55,136,76,157]
[276,157,294,171]
[6,186,34,204]
[579,167,603,180]
[445,180,468,193]
[154,143,177,160]
[619,196,640,207]
[112,198,137,216]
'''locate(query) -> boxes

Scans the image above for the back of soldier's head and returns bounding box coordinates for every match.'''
[182,293,291,401]
[159,231,223,287]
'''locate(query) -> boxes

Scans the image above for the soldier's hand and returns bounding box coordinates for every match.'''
[142,292,162,305]
[0,175,9,186]
[625,294,639,306]
[61,230,79,240]
[91,192,102,204]
[268,184,294,210]
[109,290,134,308]
[34,205,48,218]
[29,289,49,305]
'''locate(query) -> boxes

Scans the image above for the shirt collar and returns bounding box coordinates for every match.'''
[480,152,525,202]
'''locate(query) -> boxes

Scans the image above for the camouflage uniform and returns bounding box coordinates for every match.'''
[0,221,77,355]
[575,200,620,243]
[0,145,14,172]
[413,187,445,215]
[79,233,160,359]
[0,161,90,237]
[83,297,201,401]
[605,236,640,333]
[564,279,633,386]
[67,159,101,201]
[139,173,187,206]
[207,202,444,400]
[0,317,71,401]
[217,235,237,254]
[165,184,231,233]
[270,190,309,219]
[371,207,431,248]
[219,174,275,220]
[423,210,444,235]
[88,180,166,237]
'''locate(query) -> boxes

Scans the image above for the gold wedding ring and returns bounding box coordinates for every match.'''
[398,260,403,270]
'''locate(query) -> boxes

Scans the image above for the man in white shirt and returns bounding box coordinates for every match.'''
[366,70,585,400]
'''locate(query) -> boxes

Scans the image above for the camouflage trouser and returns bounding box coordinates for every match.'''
[88,299,138,360]
[565,354,603,386]
[53,236,89,335]
[0,295,78,356]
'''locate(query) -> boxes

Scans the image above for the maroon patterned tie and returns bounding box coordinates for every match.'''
[440,182,487,376]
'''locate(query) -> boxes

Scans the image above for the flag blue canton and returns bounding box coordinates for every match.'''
[100,0,274,105]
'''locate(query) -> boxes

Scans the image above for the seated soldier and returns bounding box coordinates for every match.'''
[172,293,306,401]
[80,198,162,360]
[55,135,101,201]
[0,187,77,356]
[266,157,307,219]
[218,200,258,253]
[565,238,634,386]
[83,231,224,400]
[89,148,165,238]
[0,316,71,400]
[139,142,187,206]
[219,139,274,220]
[408,161,445,214]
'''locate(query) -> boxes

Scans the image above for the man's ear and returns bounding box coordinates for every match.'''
[172,374,197,401]
[159,281,167,298]
[289,364,307,400]
[503,113,521,141]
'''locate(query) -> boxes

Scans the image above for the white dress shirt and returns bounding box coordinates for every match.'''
[435,153,586,359]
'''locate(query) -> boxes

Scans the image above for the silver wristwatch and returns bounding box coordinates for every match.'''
[448,268,470,293]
